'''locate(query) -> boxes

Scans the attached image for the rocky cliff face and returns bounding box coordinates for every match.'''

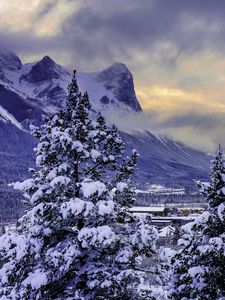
[0,52,22,71]
[0,52,22,84]
[97,63,142,112]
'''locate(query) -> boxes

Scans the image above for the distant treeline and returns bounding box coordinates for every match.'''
[0,184,23,223]
[135,191,205,206]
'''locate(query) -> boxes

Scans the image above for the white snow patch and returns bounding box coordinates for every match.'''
[14,179,34,191]
[159,226,174,238]
[50,176,70,187]
[60,198,94,219]
[90,149,101,160]
[72,141,83,152]
[81,180,106,198]
[116,182,128,192]
[30,189,43,204]
[188,266,205,277]
[0,105,23,130]
[78,225,116,248]
[218,203,225,221]
[221,187,225,195]
[97,200,114,215]
[23,269,48,289]
[46,169,57,181]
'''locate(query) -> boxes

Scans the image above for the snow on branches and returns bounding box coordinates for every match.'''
[0,70,157,300]
[168,147,225,300]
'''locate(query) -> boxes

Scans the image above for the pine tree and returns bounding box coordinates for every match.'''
[170,225,181,248]
[0,224,5,235]
[0,70,157,300]
[168,147,225,300]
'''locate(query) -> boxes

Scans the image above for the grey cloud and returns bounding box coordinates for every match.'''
[35,1,58,18]
[160,112,224,130]
[108,109,225,152]
[59,0,225,69]
[1,0,225,152]
[156,112,225,151]
[0,30,67,62]
[2,0,225,70]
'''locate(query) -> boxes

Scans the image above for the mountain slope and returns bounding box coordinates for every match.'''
[0,120,36,222]
[122,131,209,189]
[0,83,44,126]
[0,52,210,216]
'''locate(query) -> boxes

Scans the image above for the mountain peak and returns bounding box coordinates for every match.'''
[97,63,142,112]
[40,55,56,66]
[20,55,62,83]
[108,62,130,73]
[0,52,22,71]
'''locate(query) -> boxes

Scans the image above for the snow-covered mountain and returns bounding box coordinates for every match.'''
[0,52,210,197]
[0,53,141,115]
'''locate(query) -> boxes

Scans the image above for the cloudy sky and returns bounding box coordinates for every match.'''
[1,0,225,152]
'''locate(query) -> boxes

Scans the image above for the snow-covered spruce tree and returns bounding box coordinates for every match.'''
[170,226,182,248]
[168,147,225,300]
[0,71,157,300]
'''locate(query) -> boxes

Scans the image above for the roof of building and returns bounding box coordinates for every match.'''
[130,206,166,213]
